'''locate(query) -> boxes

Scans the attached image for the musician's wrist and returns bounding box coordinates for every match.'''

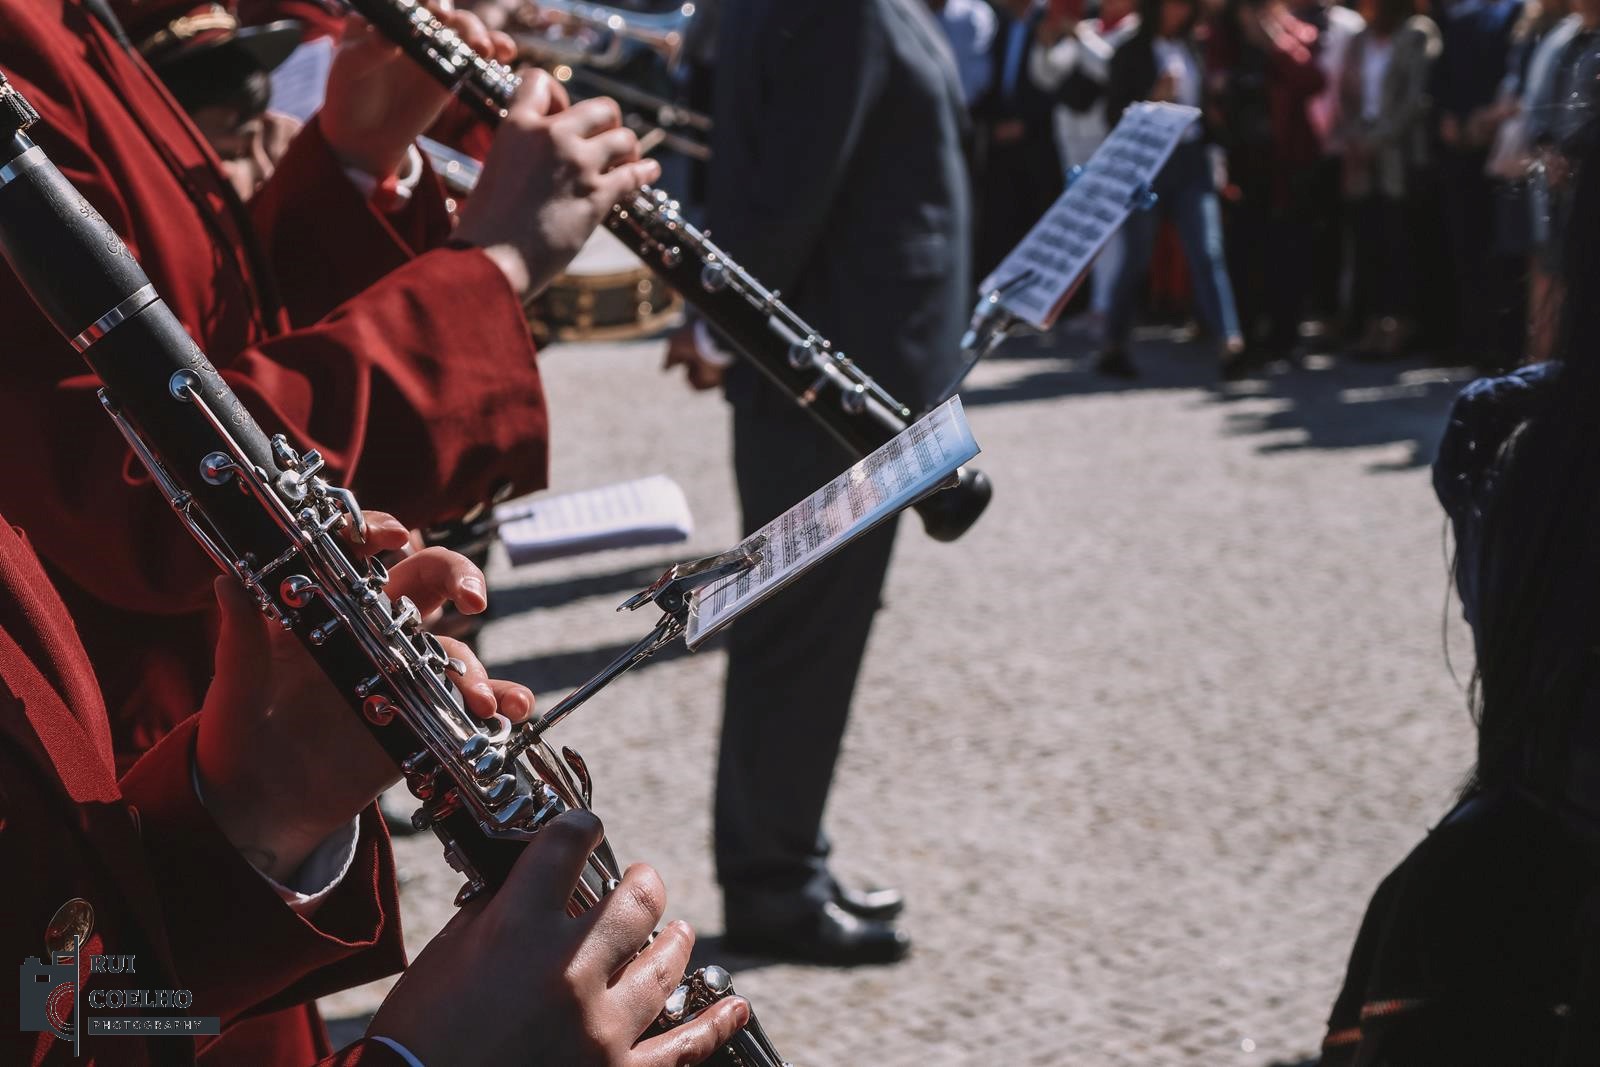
[342,144,426,212]
[196,751,359,885]
[461,240,544,304]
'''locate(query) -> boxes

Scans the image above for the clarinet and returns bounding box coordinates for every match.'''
[0,77,788,1067]
[347,0,993,544]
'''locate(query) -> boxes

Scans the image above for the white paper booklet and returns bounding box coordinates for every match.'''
[978,102,1201,331]
[496,475,694,566]
[268,38,335,121]
[685,397,979,649]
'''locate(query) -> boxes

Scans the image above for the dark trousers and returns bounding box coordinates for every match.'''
[1226,169,1315,353]
[1349,193,1415,323]
[976,136,1065,278]
[715,396,900,912]
[1107,141,1241,346]
[1439,150,1522,367]
[1307,156,1347,322]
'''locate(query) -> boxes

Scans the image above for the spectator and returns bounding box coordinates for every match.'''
[1338,0,1441,356]
[1523,0,1600,357]
[1210,0,1327,364]
[976,0,1067,275]
[1100,0,1247,378]
[1431,0,1526,369]
[1029,0,1142,335]
[1297,0,1368,330]
[932,0,999,105]
[1482,0,1575,361]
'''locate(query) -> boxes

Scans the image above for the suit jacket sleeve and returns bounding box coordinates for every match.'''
[0,60,548,620]
[706,0,890,293]
[120,716,408,1029]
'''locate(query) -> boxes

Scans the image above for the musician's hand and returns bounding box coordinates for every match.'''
[663,324,726,391]
[456,72,662,300]
[321,4,518,181]
[372,812,751,1066]
[196,511,536,884]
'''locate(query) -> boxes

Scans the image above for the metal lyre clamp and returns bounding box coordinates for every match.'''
[505,537,765,756]
[944,269,1039,402]
[1127,181,1160,212]
[617,537,765,618]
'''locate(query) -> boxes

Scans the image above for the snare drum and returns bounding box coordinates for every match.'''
[531,228,681,343]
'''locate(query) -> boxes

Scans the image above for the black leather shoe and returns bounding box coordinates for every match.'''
[832,880,904,921]
[724,901,911,966]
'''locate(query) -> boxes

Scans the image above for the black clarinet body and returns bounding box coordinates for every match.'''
[346,0,993,542]
[0,78,787,1067]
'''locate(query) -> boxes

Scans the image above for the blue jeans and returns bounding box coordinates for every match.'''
[1106,141,1241,347]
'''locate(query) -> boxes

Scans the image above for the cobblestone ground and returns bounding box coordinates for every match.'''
[321,327,1481,1065]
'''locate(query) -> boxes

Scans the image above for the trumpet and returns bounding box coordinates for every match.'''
[510,0,696,71]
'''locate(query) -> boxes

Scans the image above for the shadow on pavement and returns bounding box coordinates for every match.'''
[955,321,1475,468]
[1214,355,1473,469]
[494,630,722,696]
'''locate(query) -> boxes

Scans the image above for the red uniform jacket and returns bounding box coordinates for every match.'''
[0,0,550,762]
[0,521,410,1066]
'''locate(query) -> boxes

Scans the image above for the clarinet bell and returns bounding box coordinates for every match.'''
[914,464,992,543]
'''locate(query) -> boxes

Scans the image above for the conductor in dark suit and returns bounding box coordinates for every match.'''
[664,0,971,964]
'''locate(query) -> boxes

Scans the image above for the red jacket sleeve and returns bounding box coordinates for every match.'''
[0,24,548,620]
[119,716,408,1030]
[250,115,459,327]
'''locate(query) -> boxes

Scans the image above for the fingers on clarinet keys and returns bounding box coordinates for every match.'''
[659,965,735,1027]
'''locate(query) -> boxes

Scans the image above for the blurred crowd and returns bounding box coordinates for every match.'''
[132,0,1600,383]
[933,0,1600,378]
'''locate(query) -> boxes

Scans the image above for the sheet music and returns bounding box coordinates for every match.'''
[685,397,980,649]
[269,38,335,121]
[496,475,694,566]
[978,102,1201,331]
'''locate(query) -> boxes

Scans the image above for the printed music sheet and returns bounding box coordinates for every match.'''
[685,397,980,649]
[268,38,335,120]
[496,475,694,565]
[978,102,1201,331]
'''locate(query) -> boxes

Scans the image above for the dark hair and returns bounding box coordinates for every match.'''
[1466,140,1600,799]
[155,43,271,123]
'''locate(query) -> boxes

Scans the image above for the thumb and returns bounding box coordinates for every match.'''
[206,575,272,718]
[508,69,556,122]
